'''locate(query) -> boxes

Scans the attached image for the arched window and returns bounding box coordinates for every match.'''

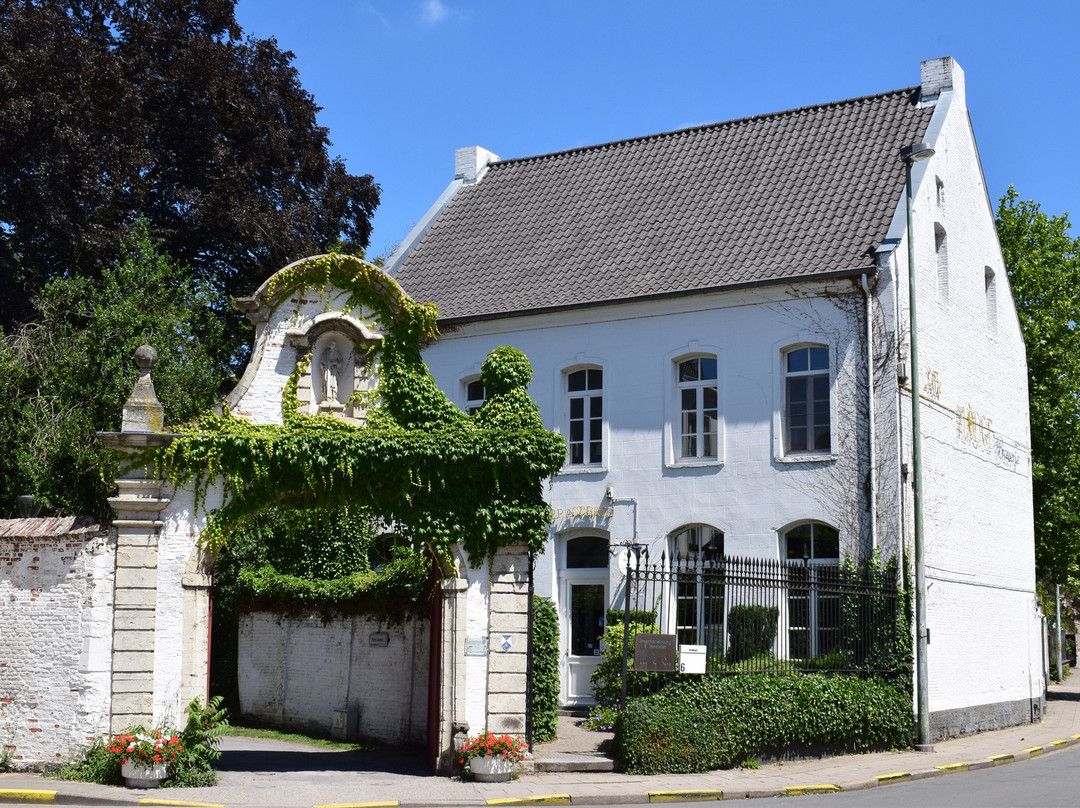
[670,525,725,652]
[783,345,830,455]
[935,223,949,303]
[566,367,603,467]
[782,522,840,659]
[463,376,486,415]
[676,356,718,459]
[566,535,609,568]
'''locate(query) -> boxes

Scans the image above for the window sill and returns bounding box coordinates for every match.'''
[665,458,724,470]
[775,453,837,464]
[557,465,608,476]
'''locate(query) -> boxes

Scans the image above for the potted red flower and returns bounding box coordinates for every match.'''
[105,730,183,788]
[456,730,528,781]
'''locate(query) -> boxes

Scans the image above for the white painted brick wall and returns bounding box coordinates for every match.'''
[410,67,1041,723]
[237,612,429,745]
[0,531,114,766]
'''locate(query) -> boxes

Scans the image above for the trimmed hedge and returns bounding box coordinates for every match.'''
[530,597,560,742]
[615,674,912,774]
[726,605,779,663]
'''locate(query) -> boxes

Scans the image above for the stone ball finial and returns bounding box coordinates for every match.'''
[134,344,158,370]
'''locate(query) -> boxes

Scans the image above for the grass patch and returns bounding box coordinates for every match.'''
[224,726,378,752]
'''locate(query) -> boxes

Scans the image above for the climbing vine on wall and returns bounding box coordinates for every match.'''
[135,254,566,567]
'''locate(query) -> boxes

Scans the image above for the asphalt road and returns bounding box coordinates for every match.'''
[619,742,1080,808]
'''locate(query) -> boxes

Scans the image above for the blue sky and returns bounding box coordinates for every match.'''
[235,0,1078,261]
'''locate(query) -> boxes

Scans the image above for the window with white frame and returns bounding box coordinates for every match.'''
[783,345,830,454]
[670,525,725,654]
[567,368,603,466]
[677,356,718,460]
[463,377,486,415]
[783,522,840,660]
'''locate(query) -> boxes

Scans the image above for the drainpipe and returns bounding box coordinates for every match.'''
[861,273,877,552]
[902,142,935,752]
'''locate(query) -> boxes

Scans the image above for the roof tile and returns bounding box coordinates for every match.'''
[397,87,933,322]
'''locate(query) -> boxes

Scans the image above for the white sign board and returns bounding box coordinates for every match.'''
[679,644,707,674]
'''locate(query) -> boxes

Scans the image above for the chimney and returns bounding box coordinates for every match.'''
[454,146,499,183]
[920,57,965,106]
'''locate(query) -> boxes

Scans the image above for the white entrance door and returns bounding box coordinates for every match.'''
[561,575,606,704]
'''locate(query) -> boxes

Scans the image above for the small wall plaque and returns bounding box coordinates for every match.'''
[465,638,488,656]
[369,631,390,647]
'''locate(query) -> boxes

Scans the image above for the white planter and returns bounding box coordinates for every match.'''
[121,759,167,789]
[469,754,514,782]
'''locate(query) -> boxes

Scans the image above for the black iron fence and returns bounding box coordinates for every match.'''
[606,553,906,702]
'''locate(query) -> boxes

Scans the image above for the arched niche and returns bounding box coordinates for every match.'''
[285,312,382,423]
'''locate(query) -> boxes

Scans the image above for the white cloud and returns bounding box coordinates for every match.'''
[420,0,448,24]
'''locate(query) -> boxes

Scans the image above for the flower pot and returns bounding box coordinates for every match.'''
[121,759,167,789]
[469,753,514,782]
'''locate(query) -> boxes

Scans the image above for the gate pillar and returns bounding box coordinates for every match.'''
[99,346,173,732]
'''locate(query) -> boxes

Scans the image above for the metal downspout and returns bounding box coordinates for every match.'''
[861,273,877,552]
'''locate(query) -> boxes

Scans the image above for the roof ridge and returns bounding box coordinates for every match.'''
[491,85,922,168]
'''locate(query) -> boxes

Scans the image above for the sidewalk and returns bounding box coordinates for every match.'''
[2,674,1078,807]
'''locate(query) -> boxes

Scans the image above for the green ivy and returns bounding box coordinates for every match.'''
[128,254,566,567]
[530,596,559,743]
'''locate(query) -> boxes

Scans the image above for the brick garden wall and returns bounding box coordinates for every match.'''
[0,519,114,767]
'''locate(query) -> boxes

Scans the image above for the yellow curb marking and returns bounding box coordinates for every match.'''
[1072,734,1080,741]
[934,762,969,773]
[989,754,1014,766]
[1050,739,1068,748]
[313,803,399,808]
[1024,746,1044,757]
[0,790,56,803]
[139,801,226,808]
[786,785,841,796]
[487,797,571,806]
[873,772,911,783]
[647,789,723,802]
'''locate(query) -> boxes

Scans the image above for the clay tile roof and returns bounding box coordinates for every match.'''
[0,516,102,539]
[395,87,933,322]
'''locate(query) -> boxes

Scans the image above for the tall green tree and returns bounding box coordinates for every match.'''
[996,188,1080,586]
[0,0,379,354]
[0,222,228,518]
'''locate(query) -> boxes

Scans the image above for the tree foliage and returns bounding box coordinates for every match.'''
[0,0,379,347]
[996,188,1080,586]
[0,221,227,518]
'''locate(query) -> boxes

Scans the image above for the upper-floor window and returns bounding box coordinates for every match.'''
[464,377,486,415]
[935,176,945,211]
[784,346,830,454]
[677,356,718,459]
[985,267,998,335]
[567,368,603,466]
[935,223,949,303]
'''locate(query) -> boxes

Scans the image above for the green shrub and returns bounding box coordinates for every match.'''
[616,673,912,774]
[726,605,779,663]
[47,737,122,784]
[605,609,657,628]
[590,620,662,708]
[530,596,560,743]
[165,696,229,787]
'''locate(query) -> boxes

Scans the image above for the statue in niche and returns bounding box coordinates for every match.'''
[321,340,343,404]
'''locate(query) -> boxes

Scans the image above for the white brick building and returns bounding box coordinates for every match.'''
[390,57,1044,739]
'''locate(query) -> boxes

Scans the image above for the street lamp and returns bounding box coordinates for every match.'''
[901,141,935,751]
